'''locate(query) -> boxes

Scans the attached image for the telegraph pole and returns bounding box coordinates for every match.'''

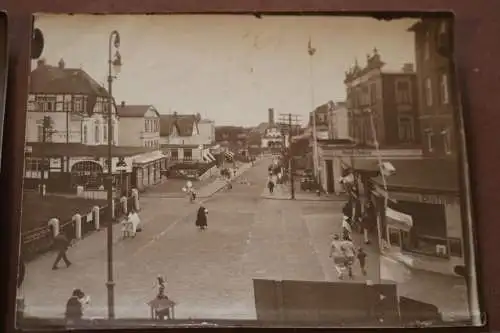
[278,113,301,200]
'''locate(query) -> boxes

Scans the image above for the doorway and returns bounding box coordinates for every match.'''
[325,159,334,193]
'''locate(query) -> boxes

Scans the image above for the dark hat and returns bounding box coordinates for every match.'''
[72,289,85,298]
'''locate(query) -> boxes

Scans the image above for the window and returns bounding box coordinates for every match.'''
[83,124,88,144]
[37,125,53,142]
[424,31,430,60]
[370,83,377,104]
[395,80,412,104]
[95,125,100,144]
[425,78,433,106]
[145,120,149,132]
[35,96,56,112]
[24,158,50,178]
[425,129,434,152]
[442,129,452,154]
[184,149,193,161]
[440,74,449,104]
[103,125,108,142]
[398,116,414,143]
[74,97,84,113]
[171,149,178,160]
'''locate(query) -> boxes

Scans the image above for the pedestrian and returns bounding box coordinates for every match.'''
[52,231,72,270]
[357,247,368,276]
[267,179,275,194]
[195,205,208,231]
[340,236,356,279]
[329,234,344,279]
[341,215,352,241]
[65,289,89,324]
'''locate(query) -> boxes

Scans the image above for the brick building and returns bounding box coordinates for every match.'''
[409,19,455,157]
[344,48,421,147]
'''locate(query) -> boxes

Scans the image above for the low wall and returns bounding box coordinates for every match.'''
[21,193,139,262]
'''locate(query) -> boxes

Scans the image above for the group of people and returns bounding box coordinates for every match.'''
[328,201,372,280]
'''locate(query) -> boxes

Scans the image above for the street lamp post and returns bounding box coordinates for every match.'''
[106,30,122,320]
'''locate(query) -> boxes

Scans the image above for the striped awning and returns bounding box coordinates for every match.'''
[224,151,235,159]
[385,207,413,231]
[203,151,216,162]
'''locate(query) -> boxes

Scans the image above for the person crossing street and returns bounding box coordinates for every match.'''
[52,231,72,270]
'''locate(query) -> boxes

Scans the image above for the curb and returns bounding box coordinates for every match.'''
[260,196,347,202]
[380,252,463,279]
[198,163,256,199]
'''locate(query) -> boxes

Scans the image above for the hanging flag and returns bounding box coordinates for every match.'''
[307,37,316,56]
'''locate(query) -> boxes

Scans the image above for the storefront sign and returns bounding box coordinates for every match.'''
[373,186,459,205]
[340,149,373,156]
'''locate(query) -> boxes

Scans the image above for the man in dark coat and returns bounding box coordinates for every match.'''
[195,206,208,230]
[52,231,72,270]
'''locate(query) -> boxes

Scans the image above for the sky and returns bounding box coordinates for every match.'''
[33,14,417,127]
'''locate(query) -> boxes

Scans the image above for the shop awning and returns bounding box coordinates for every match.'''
[202,151,216,162]
[132,151,166,165]
[385,207,413,231]
[224,151,235,159]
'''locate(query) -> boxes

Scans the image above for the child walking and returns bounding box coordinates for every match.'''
[357,247,367,276]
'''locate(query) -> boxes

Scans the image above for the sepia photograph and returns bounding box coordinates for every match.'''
[16,13,481,328]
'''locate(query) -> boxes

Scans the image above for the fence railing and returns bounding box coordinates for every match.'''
[21,195,135,261]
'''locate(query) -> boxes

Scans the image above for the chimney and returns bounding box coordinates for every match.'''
[120,101,125,107]
[58,58,65,69]
[268,108,275,125]
[402,63,414,73]
[37,58,46,68]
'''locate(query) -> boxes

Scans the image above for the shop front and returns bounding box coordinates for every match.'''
[132,151,167,192]
[317,143,421,197]
[372,182,465,276]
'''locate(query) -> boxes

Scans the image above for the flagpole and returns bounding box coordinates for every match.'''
[308,36,319,186]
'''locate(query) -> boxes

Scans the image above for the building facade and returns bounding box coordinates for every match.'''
[309,101,332,140]
[24,59,166,195]
[117,102,161,148]
[369,19,463,277]
[411,19,456,158]
[160,113,216,163]
[328,101,349,140]
[344,49,421,147]
[26,58,119,147]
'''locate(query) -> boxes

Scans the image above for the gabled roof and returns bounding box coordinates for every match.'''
[117,104,159,118]
[29,59,109,97]
[159,114,199,137]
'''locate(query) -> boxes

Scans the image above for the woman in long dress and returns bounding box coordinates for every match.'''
[195,206,208,230]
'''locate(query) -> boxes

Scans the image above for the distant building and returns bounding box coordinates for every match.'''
[159,113,216,163]
[117,102,161,149]
[344,49,421,147]
[308,102,331,140]
[260,108,288,150]
[328,102,349,140]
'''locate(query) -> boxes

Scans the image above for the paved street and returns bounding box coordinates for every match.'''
[22,157,376,320]
[21,156,469,322]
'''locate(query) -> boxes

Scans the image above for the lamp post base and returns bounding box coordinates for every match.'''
[106,281,115,319]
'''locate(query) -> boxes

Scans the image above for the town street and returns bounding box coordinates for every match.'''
[21,157,467,322]
[22,157,378,320]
